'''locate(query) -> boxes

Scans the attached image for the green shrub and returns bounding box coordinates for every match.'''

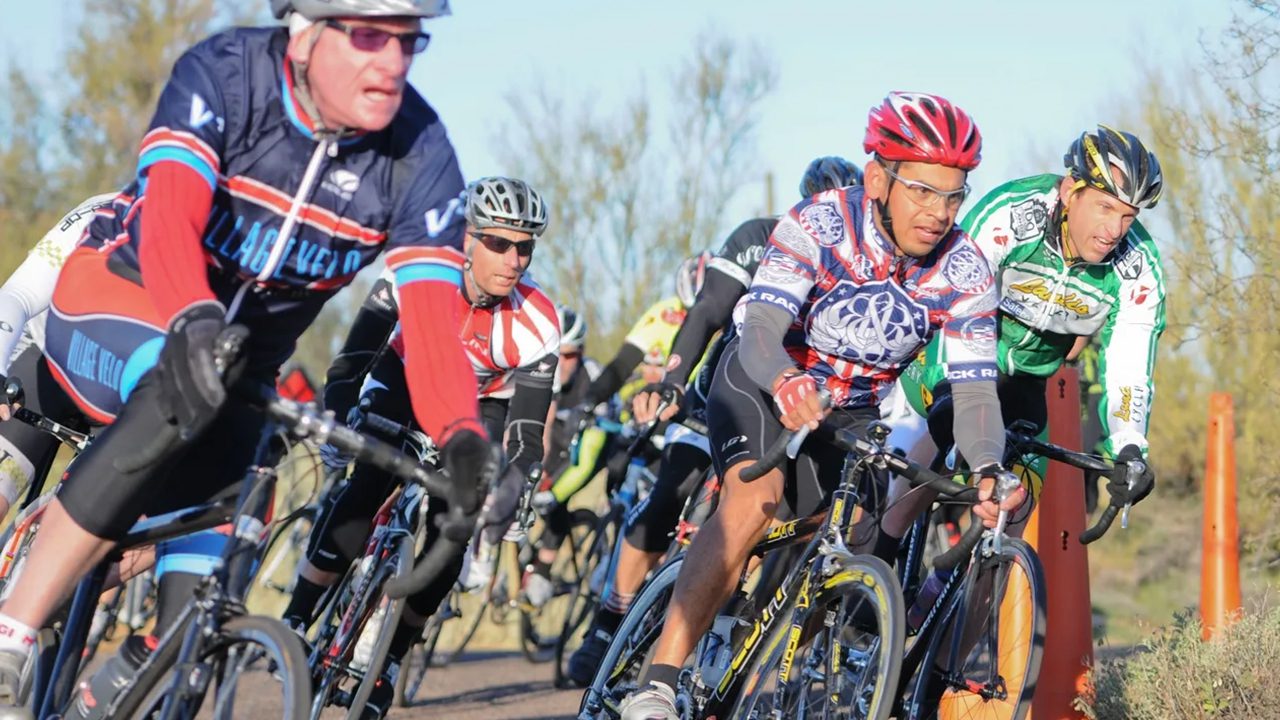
[1079,605,1280,720]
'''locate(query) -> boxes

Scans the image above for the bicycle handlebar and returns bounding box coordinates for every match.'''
[327,406,482,600]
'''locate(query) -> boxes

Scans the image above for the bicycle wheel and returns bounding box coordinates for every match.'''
[393,611,443,707]
[247,510,314,616]
[578,554,683,718]
[908,538,1046,720]
[730,555,904,720]
[554,509,613,687]
[112,614,309,720]
[520,508,597,664]
[344,535,411,719]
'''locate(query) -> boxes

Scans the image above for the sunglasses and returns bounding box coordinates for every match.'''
[469,231,536,258]
[880,162,970,211]
[325,19,431,55]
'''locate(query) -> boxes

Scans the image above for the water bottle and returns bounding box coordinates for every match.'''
[907,568,953,632]
[351,601,386,672]
[617,459,643,509]
[696,614,739,691]
[69,635,153,719]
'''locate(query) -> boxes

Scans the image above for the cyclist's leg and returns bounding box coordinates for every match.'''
[615,431,711,611]
[0,348,92,520]
[636,340,782,696]
[282,363,411,628]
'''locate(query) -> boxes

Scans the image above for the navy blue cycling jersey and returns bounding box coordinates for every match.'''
[83,26,468,370]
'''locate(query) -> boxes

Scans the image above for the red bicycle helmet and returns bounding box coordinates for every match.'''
[863,92,982,171]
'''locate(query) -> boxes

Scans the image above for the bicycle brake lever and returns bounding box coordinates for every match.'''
[1120,460,1144,530]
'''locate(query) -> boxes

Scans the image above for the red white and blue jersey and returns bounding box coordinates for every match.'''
[740,186,999,408]
[390,273,561,399]
[80,27,468,371]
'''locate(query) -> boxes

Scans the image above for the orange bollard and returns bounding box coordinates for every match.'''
[1200,392,1241,640]
[1026,367,1092,720]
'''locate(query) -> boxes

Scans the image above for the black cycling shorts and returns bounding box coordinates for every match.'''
[705,338,877,520]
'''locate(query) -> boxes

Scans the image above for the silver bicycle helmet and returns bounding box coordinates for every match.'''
[556,305,587,352]
[1064,126,1163,209]
[465,177,549,237]
[271,0,450,20]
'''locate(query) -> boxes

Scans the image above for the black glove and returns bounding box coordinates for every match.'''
[441,428,498,519]
[156,303,239,441]
[1109,444,1155,505]
[480,462,528,527]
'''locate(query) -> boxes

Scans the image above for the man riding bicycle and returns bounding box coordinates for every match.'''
[281,175,558,718]
[564,155,864,686]
[890,126,1164,622]
[617,91,1022,719]
[0,0,493,712]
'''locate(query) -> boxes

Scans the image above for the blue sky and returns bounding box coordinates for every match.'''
[3,0,1236,245]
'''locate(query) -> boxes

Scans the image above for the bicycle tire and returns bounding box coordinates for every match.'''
[553,509,615,688]
[520,508,597,664]
[345,534,412,719]
[111,614,309,720]
[578,554,683,717]
[907,537,1046,720]
[394,597,446,707]
[729,555,904,720]
[248,511,314,615]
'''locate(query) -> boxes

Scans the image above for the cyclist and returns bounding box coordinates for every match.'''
[617,91,1021,719]
[0,194,115,520]
[894,127,1162,531]
[0,1,492,710]
[512,256,711,580]
[521,305,602,606]
[281,176,558,719]
[890,127,1163,622]
[564,155,863,686]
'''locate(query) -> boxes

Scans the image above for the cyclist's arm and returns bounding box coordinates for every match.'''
[939,239,1004,469]
[665,269,743,388]
[736,209,820,389]
[547,425,609,504]
[322,271,399,421]
[1098,232,1166,456]
[134,49,228,322]
[386,140,481,444]
[586,342,645,406]
[503,352,558,475]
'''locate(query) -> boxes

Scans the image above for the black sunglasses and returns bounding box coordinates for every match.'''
[469,231,536,258]
[325,19,431,55]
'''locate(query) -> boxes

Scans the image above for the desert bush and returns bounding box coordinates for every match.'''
[1080,605,1280,720]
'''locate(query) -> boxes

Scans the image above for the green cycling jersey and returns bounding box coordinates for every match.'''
[901,173,1166,455]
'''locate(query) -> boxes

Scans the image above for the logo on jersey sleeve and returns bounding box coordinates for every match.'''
[757,253,803,284]
[798,202,846,247]
[189,94,224,132]
[942,247,990,293]
[424,196,465,239]
[806,280,928,366]
[959,316,997,355]
[1010,198,1049,240]
[771,221,820,264]
[1115,244,1144,280]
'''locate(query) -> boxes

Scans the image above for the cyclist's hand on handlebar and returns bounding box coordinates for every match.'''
[632,382,683,424]
[441,428,498,518]
[971,464,1027,528]
[771,371,824,432]
[0,374,19,421]
[156,304,246,441]
[530,489,558,517]
[1108,444,1155,505]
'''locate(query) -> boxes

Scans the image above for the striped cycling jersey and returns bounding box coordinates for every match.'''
[389,270,561,399]
[738,185,999,409]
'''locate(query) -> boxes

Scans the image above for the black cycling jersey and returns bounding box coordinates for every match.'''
[664,217,776,388]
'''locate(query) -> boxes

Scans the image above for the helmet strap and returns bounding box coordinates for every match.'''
[872,158,900,249]
[461,247,504,308]
[285,16,356,139]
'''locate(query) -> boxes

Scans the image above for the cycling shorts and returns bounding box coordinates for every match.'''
[705,338,878,519]
[43,247,165,424]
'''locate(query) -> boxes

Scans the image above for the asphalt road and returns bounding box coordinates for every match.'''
[382,649,581,720]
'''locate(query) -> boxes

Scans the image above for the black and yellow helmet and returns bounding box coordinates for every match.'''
[1064,126,1163,209]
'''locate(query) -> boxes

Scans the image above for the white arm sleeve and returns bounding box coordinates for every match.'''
[0,193,115,374]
